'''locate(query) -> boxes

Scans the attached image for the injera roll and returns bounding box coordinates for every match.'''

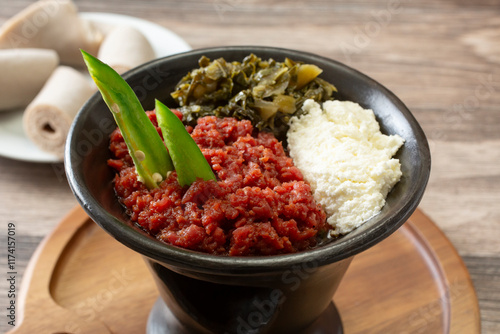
[23,66,94,158]
[0,48,58,111]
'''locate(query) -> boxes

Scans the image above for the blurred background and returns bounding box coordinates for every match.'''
[1,0,499,333]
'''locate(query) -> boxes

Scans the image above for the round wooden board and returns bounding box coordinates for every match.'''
[9,207,480,334]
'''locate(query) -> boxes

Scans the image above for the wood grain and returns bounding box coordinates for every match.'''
[6,208,111,334]
[6,206,481,334]
[0,0,499,332]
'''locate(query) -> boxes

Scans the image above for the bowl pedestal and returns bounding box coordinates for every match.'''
[143,257,351,334]
[147,297,343,334]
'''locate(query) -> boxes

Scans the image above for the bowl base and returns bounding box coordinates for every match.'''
[146,297,343,334]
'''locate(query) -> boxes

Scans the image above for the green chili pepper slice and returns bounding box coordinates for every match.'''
[81,50,173,189]
[155,99,216,187]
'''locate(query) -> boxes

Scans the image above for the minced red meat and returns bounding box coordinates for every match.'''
[107,110,328,256]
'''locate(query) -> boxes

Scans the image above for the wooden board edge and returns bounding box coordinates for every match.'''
[8,206,92,333]
[408,209,482,334]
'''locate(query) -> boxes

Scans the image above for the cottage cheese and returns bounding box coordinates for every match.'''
[287,99,404,235]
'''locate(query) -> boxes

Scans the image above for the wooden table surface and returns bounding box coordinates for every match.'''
[0,0,498,333]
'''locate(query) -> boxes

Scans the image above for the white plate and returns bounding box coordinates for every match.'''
[0,12,191,163]
[81,12,191,60]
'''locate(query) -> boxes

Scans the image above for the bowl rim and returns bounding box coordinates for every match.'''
[65,45,431,275]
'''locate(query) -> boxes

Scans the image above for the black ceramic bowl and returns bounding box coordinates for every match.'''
[65,46,430,334]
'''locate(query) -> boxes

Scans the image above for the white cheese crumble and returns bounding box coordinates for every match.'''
[287,99,405,236]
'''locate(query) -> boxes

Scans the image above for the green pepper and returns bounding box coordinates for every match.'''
[81,50,173,189]
[155,99,216,187]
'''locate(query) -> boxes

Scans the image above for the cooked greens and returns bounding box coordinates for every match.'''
[171,54,337,141]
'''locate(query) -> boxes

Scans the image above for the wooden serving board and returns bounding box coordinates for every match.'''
[8,207,481,334]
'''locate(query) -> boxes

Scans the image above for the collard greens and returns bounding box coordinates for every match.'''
[171,54,337,142]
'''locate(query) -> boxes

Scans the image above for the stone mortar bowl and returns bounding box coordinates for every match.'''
[65,46,431,334]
